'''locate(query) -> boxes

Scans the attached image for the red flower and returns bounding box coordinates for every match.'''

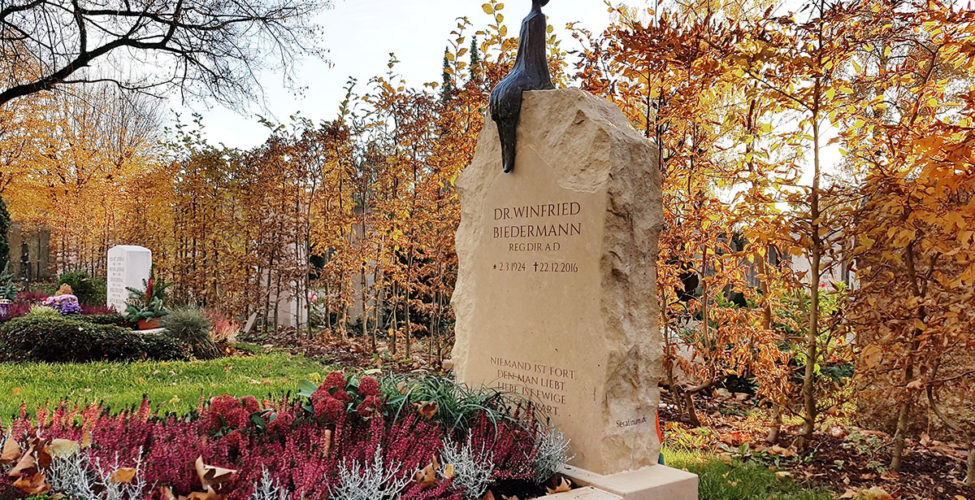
[322,371,346,391]
[146,278,154,300]
[241,396,260,414]
[204,394,250,432]
[358,377,380,397]
[267,411,294,435]
[356,395,384,418]
[314,396,346,422]
[311,388,328,404]
[332,389,352,403]
[224,429,246,451]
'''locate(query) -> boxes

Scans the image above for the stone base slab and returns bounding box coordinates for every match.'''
[557,464,698,500]
[546,486,621,499]
[134,327,166,335]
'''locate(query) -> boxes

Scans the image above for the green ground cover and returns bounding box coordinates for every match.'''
[664,448,835,500]
[0,353,332,417]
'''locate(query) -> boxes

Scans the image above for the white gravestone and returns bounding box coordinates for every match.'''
[107,246,152,313]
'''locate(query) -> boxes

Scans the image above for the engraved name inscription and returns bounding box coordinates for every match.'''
[489,199,583,271]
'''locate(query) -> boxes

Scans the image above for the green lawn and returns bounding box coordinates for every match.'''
[0,353,333,418]
[664,448,835,500]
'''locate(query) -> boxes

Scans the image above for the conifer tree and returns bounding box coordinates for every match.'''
[469,36,481,83]
[441,48,455,101]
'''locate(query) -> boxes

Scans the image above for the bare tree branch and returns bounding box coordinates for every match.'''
[0,0,332,109]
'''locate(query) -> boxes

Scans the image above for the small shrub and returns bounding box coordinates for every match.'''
[162,307,220,360]
[57,271,106,305]
[46,451,98,498]
[0,316,188,362]
[330,448,411,500]
[79,314,129,327]
[206,309,240,343]
[25,305,60,320]
[142,333,189,361]
[440,432,495,499]
[532,426,572,484]
[14,290,48,304]
[46,448,150,500]
[0,301,29,323]
[250,468,287,500]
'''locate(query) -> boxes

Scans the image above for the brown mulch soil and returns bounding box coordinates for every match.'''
[238,327,448,374]
[659,390,973,499]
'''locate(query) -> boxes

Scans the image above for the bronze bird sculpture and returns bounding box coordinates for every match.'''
[489,0,555,173]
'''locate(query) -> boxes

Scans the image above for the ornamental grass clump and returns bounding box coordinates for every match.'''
[381,374,517,432]
[162,306,221,360]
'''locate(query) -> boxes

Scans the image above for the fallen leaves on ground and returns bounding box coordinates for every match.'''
[659,391,974,500]
[194,456,236,491]
[545,477,572,494]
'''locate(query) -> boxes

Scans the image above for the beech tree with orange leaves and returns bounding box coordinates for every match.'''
[841,0,975,474]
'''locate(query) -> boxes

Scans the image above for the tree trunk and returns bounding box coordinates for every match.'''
[390,282,398,356]
[661,284,684,421]
[891,242,924,471]
[361,266,371,350]
[799,105,823,448]
[681,391,700,427]
[890,397,911,472]
[767,404,784,444]
[405,249,414,360]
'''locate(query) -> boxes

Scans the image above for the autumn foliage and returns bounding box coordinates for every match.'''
[2,0,975,477]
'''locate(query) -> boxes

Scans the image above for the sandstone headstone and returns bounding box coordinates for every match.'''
[452,88,664,475]
[107,245,152,313]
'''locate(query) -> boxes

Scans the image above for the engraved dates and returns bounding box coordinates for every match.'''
[533,261,579,273]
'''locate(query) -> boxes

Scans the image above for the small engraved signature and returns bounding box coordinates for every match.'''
[616,416,648,428]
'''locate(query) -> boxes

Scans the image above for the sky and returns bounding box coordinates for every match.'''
[180,0,624,149]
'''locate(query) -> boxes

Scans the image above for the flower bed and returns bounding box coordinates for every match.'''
[0,373,570,499]
[41,294,82,315]
[0,290,121,324]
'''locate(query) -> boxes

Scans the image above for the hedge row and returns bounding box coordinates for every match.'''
[0,316,188,363]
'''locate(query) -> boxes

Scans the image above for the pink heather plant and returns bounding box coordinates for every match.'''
[0,372,552,499]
